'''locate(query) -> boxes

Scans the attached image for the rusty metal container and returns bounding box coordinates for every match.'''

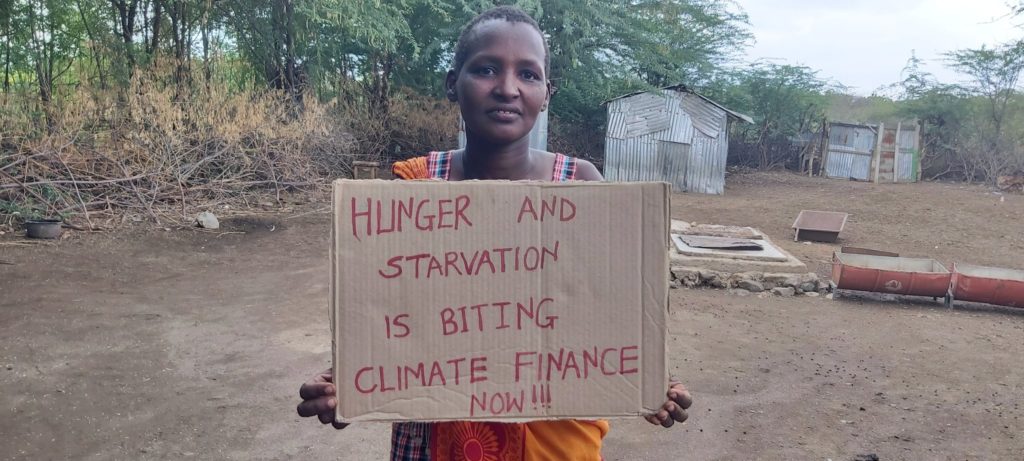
[951,263,1024,308]
[832,252,950,297]
[793,210,848,242]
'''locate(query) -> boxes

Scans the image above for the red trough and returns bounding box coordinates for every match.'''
[951,263,1024,308]
[832,252,951,298]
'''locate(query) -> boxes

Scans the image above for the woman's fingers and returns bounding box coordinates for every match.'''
[299,381,335,400]
[666,401,688,423]
[297,396,336,418]
[669,386,693,410]
[645,407,674,427]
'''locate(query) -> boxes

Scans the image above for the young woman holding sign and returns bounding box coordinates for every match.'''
[297,6,692,460]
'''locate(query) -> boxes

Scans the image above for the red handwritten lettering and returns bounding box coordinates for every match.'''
[384,314,410,339]
[470,357,488,383]
[601,348,617,375]
[350,197,372,241]
[516,196,577,223]
[354,367,376,394]
[436,199,454,229]
[512,345,638,382]
[620,346,639,374]
[441,297,557,336]
[469,390,526,417]
[377,243,560,280]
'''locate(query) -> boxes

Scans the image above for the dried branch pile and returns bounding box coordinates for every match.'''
[1,81,357,227]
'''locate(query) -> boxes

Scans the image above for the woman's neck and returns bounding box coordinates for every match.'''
[461,137,535,180]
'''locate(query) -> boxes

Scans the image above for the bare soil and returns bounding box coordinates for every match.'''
[2,171,1023,460]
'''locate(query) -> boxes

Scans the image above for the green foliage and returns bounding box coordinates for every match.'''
[2,0,1017,185]
[707,63,831,168]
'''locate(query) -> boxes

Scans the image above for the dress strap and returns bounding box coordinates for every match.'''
[551,153,577,182]
[427,151,453,180]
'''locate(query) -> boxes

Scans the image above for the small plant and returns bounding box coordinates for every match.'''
[0,200,49,222]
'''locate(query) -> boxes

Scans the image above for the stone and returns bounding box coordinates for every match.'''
[671,268,701,288]
[825,293,834,300]
[771,287,796,297]
[799,282,818,293]
[196,212,220,229]
[728,271,763,288]
[727,288,751,297]
[736,279,764,293]
[804,292,821,298]
[699,270,729,289]
[761,273,794,289]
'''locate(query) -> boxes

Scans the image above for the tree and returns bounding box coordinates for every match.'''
[716,63,829,169]
[944,41,1024,181]
[24,0,82,128]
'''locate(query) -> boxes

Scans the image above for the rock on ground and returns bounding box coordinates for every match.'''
[195,212,220,229]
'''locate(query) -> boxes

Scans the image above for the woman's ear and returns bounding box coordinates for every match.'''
[541,81,554,112]
[445,70,459,102]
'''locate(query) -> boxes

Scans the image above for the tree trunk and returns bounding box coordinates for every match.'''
[150,0,162,58]
[110,0,139,70]
[3,25,10,93]
[169,0,191,100]
[200,0,212,90]
[77,0,108,90]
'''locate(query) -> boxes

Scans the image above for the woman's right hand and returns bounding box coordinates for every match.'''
[297,368,349,429]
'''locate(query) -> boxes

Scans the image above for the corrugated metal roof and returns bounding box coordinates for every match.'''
[604,90,728,194]
[603,84,753,124]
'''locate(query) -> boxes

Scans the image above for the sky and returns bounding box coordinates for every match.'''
[736,0,1022,95]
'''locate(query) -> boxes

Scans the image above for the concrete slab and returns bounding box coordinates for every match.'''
[669,224,807,274]
[672,234,789,262]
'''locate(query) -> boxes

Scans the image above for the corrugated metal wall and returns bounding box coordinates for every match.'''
[604,90,727,194]
[825,124,876,180]
[895,125,920,182]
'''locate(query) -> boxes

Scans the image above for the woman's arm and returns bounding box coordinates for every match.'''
[575,159,604,181]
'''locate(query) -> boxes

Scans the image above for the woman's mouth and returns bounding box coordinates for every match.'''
[487,109,521,122]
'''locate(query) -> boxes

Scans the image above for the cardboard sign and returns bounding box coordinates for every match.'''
[331,180,669,422]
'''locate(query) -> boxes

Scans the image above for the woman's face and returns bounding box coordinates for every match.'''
[448,20,550,146]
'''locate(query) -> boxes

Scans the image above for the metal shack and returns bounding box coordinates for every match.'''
[603,85,752,194]
[821,121,921,182]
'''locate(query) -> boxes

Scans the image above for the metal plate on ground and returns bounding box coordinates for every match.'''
[672,234,790,262]
[676,235,764,250]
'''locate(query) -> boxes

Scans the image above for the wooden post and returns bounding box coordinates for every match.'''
[873,122,884,184]
[893,121,902,183]
[819,120,831,177]
[916,120,924,182]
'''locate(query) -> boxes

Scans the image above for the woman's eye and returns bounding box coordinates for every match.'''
[474,67,496,76]
[521,70,541,81]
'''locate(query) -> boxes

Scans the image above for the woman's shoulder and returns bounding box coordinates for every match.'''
[541,150,602,181]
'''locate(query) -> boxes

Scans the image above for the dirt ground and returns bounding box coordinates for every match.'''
[2,171,1023,460]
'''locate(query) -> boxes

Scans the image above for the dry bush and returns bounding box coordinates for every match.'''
[387,90,460,158]
[333,87,459,166]
[547,116,605,170]
[0,71,357,226]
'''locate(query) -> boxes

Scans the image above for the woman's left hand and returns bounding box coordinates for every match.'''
[645,380,692,428]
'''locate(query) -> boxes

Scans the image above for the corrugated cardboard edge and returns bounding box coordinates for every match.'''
[331,180,342,422]
[641,182,670,414]
[330,180,670,423]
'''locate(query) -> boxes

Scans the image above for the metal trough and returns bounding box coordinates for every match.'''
[951,263,1024,308]
[832,252,950,298]
[793,210,848,242]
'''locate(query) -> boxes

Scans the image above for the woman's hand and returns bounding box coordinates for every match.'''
[297,368,349,430]
[645,380,692,428]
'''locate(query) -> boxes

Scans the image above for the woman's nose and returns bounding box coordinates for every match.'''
[492,72,520,99]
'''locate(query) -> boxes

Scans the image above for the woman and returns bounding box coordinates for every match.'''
[298,6,692,460]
